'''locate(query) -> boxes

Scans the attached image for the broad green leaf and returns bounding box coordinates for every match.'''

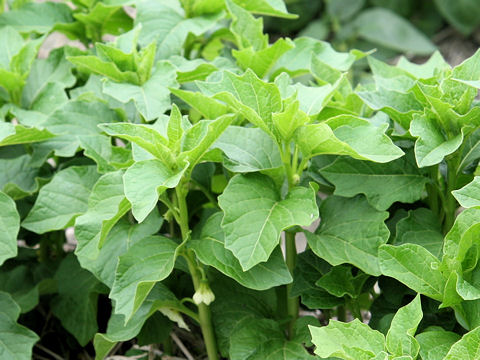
[0,148,41,199]
[229,318,314,360]
[0,26,23,69]
[272,98,308,141]
[167,104,183,151]
[0,2,73,33]
[170,56,219,83]
[396,51,450,79]
[296,116,404,163]
[177,114,234,167]
[410,113,463,167]
[22,166,100,234]
[379,244,445,301]
[232,0,296,18]
[293,82,335,116]
[103,61,178,120]
[75,171,131,265]
[197,69,282,137]
[434,0,480,35]
[135,1,220,59]
[94,283,179,360]
[0,291,39,360]
[219,173,318,270]
[51,254,106,346]
[191,213,292,290]
[394,208,444,259]
[453,177,480,208]
[169,88,229,119]
[315,265,369,298]
[320,155,428,210]
[213,126,283,172]
[109,235,178,322]
[444,326,480,359]
[386,295,422,358]
[0,266,40,314]
[309,319,386,359]
[352,7,435,55]
[227,0,267,51]
[0,123,54,146]
[452,49,480,82]
[0,191,19,266]
[307,196,389,276]
[68,55,139,84]
[99,122,175,167]
[291,251,343,309]
[416,329,461,360]
[123,160,188,222]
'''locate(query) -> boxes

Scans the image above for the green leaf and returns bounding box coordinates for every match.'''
[293,82,336,116]
[434,0,480,35]
[0,191,19,266]
[135,1,220,59]
[307,196,389,276]
[0,266,39,313]
[0,26,23,69]
[320,155,428,210]
[453,176,480,208]
[219,173,318,270]
[352,7,435,55]
[109,235,178,322]
[444,326,480,359]
[291,250,343,309]
[229,318,314,360]
[386,294,422,358]
[191,212,292,290]
[379,244,445,301]
[0,123,55,146]
[75,171,131,265]
[103,61,178,120]
[309,319,386,359]
[394,208,444,259]
[416,329,461,360]
[0,291,39,359]
[22,166,100,234]
[0,2,73,33]
[272,98,308,141]
[315,265,369,298]
[51,254,105,346]
[170,88,229,120]
[123,160,188,222]
[197,69,282,137]
[68,55,139,84]
[213,126,283,172]
[226,0,267,51]
[410,113,464,167]
[295,116,404,163]
[231,0,297,19]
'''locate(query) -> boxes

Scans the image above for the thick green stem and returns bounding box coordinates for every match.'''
[176,186,219,360]
[443,160,458,234]
[285,231,298,339]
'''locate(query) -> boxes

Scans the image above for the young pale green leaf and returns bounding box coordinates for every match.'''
[103,61,178,120]
[51,254,106,346]
[123,160,188,222]
[291,251,343,309]
[94,283,181,359]
[68,55,139,84]
[394,208,444,259]
[22,166,100,234]
[75,171,131,265]
[443,326,480,359]
[229,318,314,360]
[231,0,296,19]
[272,98,308,141]
[307,196,389,276]
[410,113,463,167]
[0,26,23,69]
[0,123,54,146]
[296,116,404,163]
[0,291,39,360]
[315,265,369,298]
[309,319,386,359]
[352,7,435,55]
[0,192,19,266]
[169,88,229,119]
[379,244,445,301]
[197,69,282,137]
[0,2,73,33]
[109,236,178,322]
[293,82,335,116]
[396,51,449,79]
[191,213,292,290]
[99,122,175,167]
[213,126,283,172]
[219,173,318,270]
[453,177,480,208]
[320,155,428,211]
[226,0,267,51]
[416,329,460,360]
[178,114,234,168]
[135,1,221,59]
[386,294,422,358]
[167,104,183,151]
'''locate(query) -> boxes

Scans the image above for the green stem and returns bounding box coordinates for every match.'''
[285,231,298,339]
[443,159,458,234]
[337,305,347,322]
[347,299,362,320]
[175,186,219,360]
[426,165,441,218]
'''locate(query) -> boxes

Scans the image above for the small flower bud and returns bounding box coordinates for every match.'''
[193,282,215,305]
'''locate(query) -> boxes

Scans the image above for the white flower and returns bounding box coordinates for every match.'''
[193,282,215,305]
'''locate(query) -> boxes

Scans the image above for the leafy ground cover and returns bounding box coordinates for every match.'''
[2,0,480,359]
